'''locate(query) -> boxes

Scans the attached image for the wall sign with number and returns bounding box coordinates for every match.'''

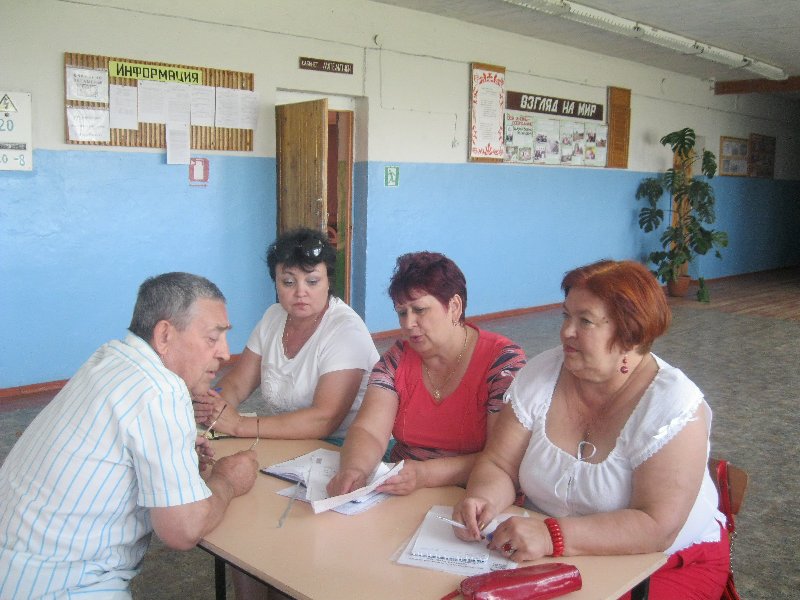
[0,91,33,171]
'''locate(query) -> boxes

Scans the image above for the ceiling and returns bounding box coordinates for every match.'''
[370,0,800,99]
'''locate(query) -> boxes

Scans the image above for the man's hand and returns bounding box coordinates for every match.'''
[195,435,215,472]
[192,387,222,423]
[211,450,258,497]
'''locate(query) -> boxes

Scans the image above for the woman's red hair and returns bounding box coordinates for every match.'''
[561,259,671,353]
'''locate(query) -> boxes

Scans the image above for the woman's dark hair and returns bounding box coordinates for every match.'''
[266,228,336,294]
[561,259,671,354]
[388,251,467,322]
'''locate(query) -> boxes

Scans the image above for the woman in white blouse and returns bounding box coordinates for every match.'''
[194,227,378,444]
[453,259,729,600]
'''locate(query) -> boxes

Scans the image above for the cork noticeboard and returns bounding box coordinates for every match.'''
[64,52,254,151]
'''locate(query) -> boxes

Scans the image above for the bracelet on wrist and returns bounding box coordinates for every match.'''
[543,517,565,557]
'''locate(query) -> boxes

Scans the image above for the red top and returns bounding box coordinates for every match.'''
[369,324,526,462]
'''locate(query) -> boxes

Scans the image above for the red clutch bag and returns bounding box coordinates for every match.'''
[442,563,582,600]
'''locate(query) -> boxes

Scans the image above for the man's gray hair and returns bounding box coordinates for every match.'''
[129,272,226,341]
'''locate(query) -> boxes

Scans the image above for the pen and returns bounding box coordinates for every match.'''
[433,515,491,540]
[277,481,302,528]
[434,515,468,529]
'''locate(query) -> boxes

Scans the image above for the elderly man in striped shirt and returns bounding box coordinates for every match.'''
[0,272,258,599]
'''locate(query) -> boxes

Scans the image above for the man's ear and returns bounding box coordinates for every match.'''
[151,320,172,356]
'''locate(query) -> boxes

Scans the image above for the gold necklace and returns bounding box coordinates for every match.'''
[282,309,323,356]
[424,326,469,401]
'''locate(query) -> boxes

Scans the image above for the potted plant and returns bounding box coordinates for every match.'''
[636,127,728,301]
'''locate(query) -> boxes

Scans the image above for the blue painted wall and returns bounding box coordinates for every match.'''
[361,162,800,331]
[1,150,275,387]
[2,151,799,387]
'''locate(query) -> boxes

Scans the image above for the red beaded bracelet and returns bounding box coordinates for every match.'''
[543,518,565,557]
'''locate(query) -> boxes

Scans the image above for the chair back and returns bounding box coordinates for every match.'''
[708,457,748,517]
[709,458,748,600]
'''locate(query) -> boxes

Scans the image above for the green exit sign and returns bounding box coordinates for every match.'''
[384,166,399,187]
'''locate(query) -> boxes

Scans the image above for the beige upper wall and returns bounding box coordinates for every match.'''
[6,0,800,177]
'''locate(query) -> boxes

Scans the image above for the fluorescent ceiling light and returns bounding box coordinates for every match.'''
[499,0,569,17]
[563,4,641,37]
[638,26,703,55]
[694,44,751,69]
[507,0,788,80]
[745,60,789,80]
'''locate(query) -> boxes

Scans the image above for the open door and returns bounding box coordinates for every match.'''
[276,98,353,302]
[276,99,328,233]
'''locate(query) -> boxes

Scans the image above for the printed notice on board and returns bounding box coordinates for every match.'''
[109,85,139,130]
[66,107,110,142]
[66,67,109,103]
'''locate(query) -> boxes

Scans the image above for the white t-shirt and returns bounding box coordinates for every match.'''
[246,296,379,439]
[508,346,725,555]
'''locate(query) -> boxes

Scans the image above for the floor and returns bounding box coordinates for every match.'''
[2,267,798,599]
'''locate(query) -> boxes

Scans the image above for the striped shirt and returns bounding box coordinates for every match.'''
[0,333,211,599]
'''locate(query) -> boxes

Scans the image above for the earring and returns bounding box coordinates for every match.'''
[620,355,629,374]
[452,320,458,327]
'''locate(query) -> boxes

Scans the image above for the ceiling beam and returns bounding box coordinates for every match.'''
[715,76,800,95]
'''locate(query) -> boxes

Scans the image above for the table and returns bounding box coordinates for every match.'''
[199,438,665,600]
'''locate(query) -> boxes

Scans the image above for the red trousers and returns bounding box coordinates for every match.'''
[620,525,730,600]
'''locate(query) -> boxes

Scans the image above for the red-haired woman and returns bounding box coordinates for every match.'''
[452,259,729,600]
[328,251,526,496]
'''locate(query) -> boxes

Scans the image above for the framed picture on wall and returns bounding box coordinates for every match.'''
[718,136,748,177]
[469,62,505,162]
[747,133,776,178]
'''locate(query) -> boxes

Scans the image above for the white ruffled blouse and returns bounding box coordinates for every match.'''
[508,347,724,554]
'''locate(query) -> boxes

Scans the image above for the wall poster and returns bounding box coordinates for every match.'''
[747,133,776,178]
[469,63,505,162]
[584,123,608,167]
[533,118,560,165]
[719,136,748,176]
[503,112,534,163]
[560,121,585,166]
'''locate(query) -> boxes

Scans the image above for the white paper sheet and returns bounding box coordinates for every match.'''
[166,121,190,164]
[262,448,403,514]
[109,85,139,130]
[66,67,109,103]
[190,85,216,126]
[138,80,168,124]
[66,107,110,142]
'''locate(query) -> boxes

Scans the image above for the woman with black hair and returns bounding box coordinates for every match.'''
[193,227,378,444]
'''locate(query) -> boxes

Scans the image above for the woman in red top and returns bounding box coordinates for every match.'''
[328,251,526,496]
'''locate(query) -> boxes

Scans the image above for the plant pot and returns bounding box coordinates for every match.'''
[667,275,691,297]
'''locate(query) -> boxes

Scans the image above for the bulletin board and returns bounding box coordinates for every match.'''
[747,133,776,179]
[718,136,748,177]
[64,52,254,151]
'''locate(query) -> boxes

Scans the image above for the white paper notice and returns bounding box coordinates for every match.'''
[166,84,191,125]
[239,90,259,130]
[66,67,109,103]
[66,107,110,142]
[190,85,215,126]
[138,80,168,124]
[167,122,190,164]
[109,85,139,130]
[214,87,239,128]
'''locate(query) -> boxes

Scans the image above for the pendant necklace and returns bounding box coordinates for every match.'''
[424,326,468,401]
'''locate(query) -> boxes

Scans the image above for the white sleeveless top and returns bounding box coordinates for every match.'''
[508,347,724,554]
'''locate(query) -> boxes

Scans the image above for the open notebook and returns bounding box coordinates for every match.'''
[262,448,403,514]
[396,505,520,576]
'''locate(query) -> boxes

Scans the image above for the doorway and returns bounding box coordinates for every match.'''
[275,98,354,303]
